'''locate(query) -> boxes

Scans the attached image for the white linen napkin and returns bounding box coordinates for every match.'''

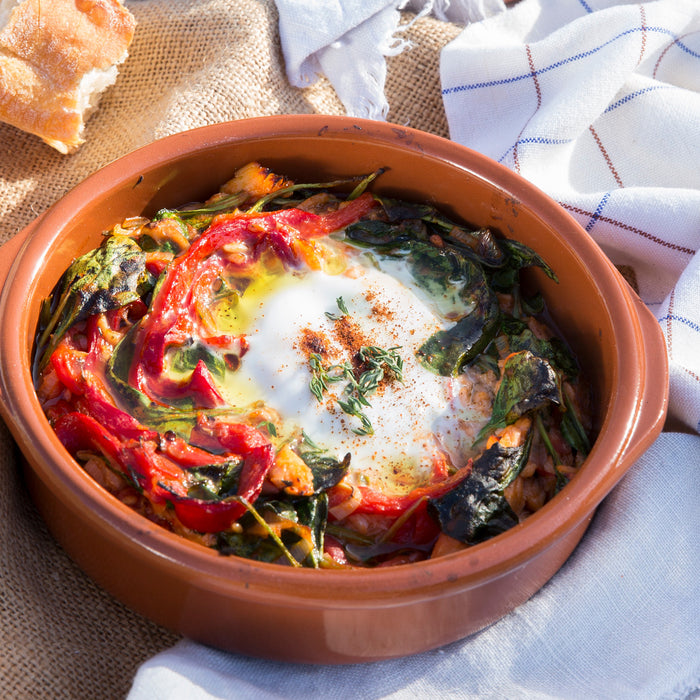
[128,434,700,700]
[441,0,700,432]
[275,0,507,118]
[129,1,700,697]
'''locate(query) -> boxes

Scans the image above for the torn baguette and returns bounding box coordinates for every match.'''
[0,0,136,154]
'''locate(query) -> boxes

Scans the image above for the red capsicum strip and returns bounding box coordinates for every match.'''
[55,412,125,467]
[47,193,379,533]
[128,194,377,408]
[169,443,273,532]
[354,461,474,517]
[49,322,274,533]
[55,409,272,533]
[386,501,441,547]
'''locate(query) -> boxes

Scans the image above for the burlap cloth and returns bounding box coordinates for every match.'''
[0,2,459,697]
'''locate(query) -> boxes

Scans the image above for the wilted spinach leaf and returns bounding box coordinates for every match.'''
[216,529,285,562]
[216,494,329,567]
[475,350,561,444]
[427,435,532,545]
[376,197,506,268]
[171,343,226,380]
[559,393,591,456]
[187,459,244,500]
[502,239,557,279]
[344,218,417,250]
[293,493,329,567]
[488,239,557,293]
[36,235,153,370]
[299,450,351,494]
[106,326,230,437]
[417,293,500,376]
[500,317,579,379]
[346,219,502,376]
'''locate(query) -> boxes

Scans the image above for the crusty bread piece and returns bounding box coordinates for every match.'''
[0,0,135,153]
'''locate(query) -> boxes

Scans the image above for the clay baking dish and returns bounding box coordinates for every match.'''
[0,115,667,663]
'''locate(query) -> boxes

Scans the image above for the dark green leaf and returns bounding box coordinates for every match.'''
[442,226,506,268]
[501,317,579,379]
[501,239,557,280]
[344,218,415,250]
[187,460,244,499]
[348,219,504,377]
[216,530,285,562]
[216,494,329,567]
[559,392,591,456]
[137,232,180,255]
[475,351,562,444]
[106,325,240,436]
[520,290,545,316]
[375,197,507,268]
[293,493,329,567]
[170,343,226,379]
[348,218,505,377]
[36,235,153,369]
[412,242,502,376]
[257,420,278,438]
[418,300,500,376]
[427,437,532,545]
[299,451,351,494]
[488,239,557,295]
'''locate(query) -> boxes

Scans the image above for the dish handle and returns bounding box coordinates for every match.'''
[615,285,669,472]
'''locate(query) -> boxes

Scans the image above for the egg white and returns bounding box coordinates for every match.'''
[215,259,493,496]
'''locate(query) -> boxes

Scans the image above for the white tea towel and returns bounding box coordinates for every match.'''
[275,0,508,118]
[441,0,700,430]
[128,432,700,700]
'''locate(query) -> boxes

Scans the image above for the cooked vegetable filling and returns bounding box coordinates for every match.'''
[33,163,592,568]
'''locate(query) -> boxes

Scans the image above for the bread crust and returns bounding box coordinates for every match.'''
[0,0,136,153]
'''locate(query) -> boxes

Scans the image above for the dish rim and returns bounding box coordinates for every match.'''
[0,115,668,601]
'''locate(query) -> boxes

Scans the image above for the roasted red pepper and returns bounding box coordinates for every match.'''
[354,462,474,517]
[127,195,377,409]
[48,318,274,534]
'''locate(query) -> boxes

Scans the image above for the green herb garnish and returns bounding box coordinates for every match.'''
[257,420,278,437]
[308,345,403,436]
[324,296,349,321]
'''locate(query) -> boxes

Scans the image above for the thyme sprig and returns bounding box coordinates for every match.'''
[324,296,349,321]
[308,354,353,402]
[359,345,404,383]
[308,345,403,436]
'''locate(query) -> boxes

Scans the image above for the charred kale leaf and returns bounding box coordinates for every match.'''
[344,202,559,378]
[428,433,532,545]
[345,217,501,376]
[475,350,562,444]
[216,493,329,567]
[35,235,154,371]
[299,450,351,494]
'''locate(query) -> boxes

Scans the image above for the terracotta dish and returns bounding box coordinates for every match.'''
[0,116,667,663]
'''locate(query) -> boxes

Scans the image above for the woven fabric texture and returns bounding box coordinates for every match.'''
[0,2,459,697]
